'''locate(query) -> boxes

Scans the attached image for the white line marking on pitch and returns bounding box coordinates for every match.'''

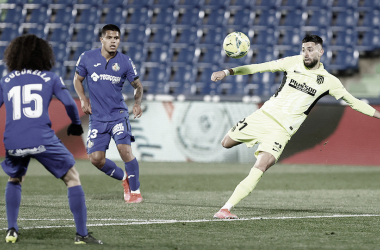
[1,214,380,230]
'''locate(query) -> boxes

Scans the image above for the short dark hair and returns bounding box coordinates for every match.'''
[302,35,323,47]
[3,34,55,72]
[101,24,121,36]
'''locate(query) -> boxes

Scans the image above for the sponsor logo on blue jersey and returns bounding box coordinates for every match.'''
[90,72,121,84]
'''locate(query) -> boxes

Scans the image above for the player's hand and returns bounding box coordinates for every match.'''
[133,104,142,119]
[67,123,84,136]
[211,71,227,82]
[80,98,92,115]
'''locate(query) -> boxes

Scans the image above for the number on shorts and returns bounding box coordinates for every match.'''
[88,129,98,139]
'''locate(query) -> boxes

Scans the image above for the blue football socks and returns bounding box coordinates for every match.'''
[5,181,21,231]
[68,185,88,237]
[124,158,140,191]
[99,159,124,180]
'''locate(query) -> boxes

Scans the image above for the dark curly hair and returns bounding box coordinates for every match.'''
[302,35,323,47]
[3,34,55,72]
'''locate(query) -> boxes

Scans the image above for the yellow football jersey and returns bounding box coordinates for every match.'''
[234,55,348,135]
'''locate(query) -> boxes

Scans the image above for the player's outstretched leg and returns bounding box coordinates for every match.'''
[124,158,143,203]
[5,228,18,243]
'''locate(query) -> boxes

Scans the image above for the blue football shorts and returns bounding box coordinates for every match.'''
[86,117,135,154]
[1,141,76,179]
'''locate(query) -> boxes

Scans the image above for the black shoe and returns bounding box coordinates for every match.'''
[74,232,103,244]
[5,228,18,243]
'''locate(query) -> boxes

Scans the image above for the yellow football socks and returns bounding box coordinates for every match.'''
[224,167,264,208]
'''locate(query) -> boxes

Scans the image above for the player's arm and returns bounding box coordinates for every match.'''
[130,78,143,118]
[73,72,92,115]
[54,78,83,136]
[211,57,292,82]
[341,92,380,118]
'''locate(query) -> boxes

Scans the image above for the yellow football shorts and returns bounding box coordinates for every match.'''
[227,109,291,161]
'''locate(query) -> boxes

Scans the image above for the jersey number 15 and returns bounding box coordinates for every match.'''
[8,84,43,120]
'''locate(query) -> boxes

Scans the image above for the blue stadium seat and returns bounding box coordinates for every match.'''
[172,26,199,45]
[125,7,150,26]
[329,47,359,72]
[332,29,357,47]
[24,24,47,39]
[249,47,276,64]
[251,27,277,48]
[197,46,222,65]
[74,7,101,24]
[176,0,204,8]
[332,10,359,27]
[70,43,92,61]
[332,0,359,10]
[201,7,227,26]
[62,65,76,81]
[29,0,53,4]
[140,65,168,94]
[121,25,147,44]
[145,46,170,63]
[229,0,253,8]
[303,26,332,45]
[358,0,380,10]
[28,6,50,24]
[51,6,75,24]
[2,5,24,24]
[359,10,380,29]
[0,63,8,78]
[166,65,195,95]
[0,46,7,61]
[278,27,304,47]
[254,8,280,27]
[48,25,70,43]
[305,9,332,27]
[52,43,69,62]
[77,0,102,5]
[203,0,229,8]
[150,7,175,26]
[122,44,145,63]
[281,46,301,58]
[193,66,219,95]
[53,0,78,4]
[5,0,26,4]
[227,8,253,28]
[122,0,152,8]
[174,7,201,26]
[0,25,20,42]
[280,0,307,9]
[251,72,275,86]
[199,27,224,45]
[357,29,380,52]
[305,0,333,9]
[279,8,306,28]
[254,0,280,9]
[146,26,173,45]
[70,25,96,43]
[103,6,126,26]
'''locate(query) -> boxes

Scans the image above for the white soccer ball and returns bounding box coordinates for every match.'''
[223,32,250,59]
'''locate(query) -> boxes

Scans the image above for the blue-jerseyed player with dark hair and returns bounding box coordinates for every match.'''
[1,34,102,244]
[73,24,144,203]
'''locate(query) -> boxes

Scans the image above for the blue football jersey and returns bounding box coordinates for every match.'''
[0,69,81,149]
[76,48,139,122]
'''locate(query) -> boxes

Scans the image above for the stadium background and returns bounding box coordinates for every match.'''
[0,0,380,165]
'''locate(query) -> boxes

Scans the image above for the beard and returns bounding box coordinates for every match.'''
[303,58,319,68]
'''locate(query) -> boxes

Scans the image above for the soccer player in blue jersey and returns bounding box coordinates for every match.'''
[0,34,102,244]
[211,35,380,219]
[73,24,144,203]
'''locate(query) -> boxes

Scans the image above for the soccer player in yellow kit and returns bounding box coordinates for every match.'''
[211,35,380,219]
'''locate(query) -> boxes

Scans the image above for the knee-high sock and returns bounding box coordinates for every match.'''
[99,159,124,180]
[124,158,140,191]
[5,182,21,231]
[68,185,88,237]
[225,167,264,207]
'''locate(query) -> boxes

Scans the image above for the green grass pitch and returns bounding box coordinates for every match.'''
[1,159,380,249]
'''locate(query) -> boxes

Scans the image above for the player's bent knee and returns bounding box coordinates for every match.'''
[62,167,81,187]
[89,154,106,168]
